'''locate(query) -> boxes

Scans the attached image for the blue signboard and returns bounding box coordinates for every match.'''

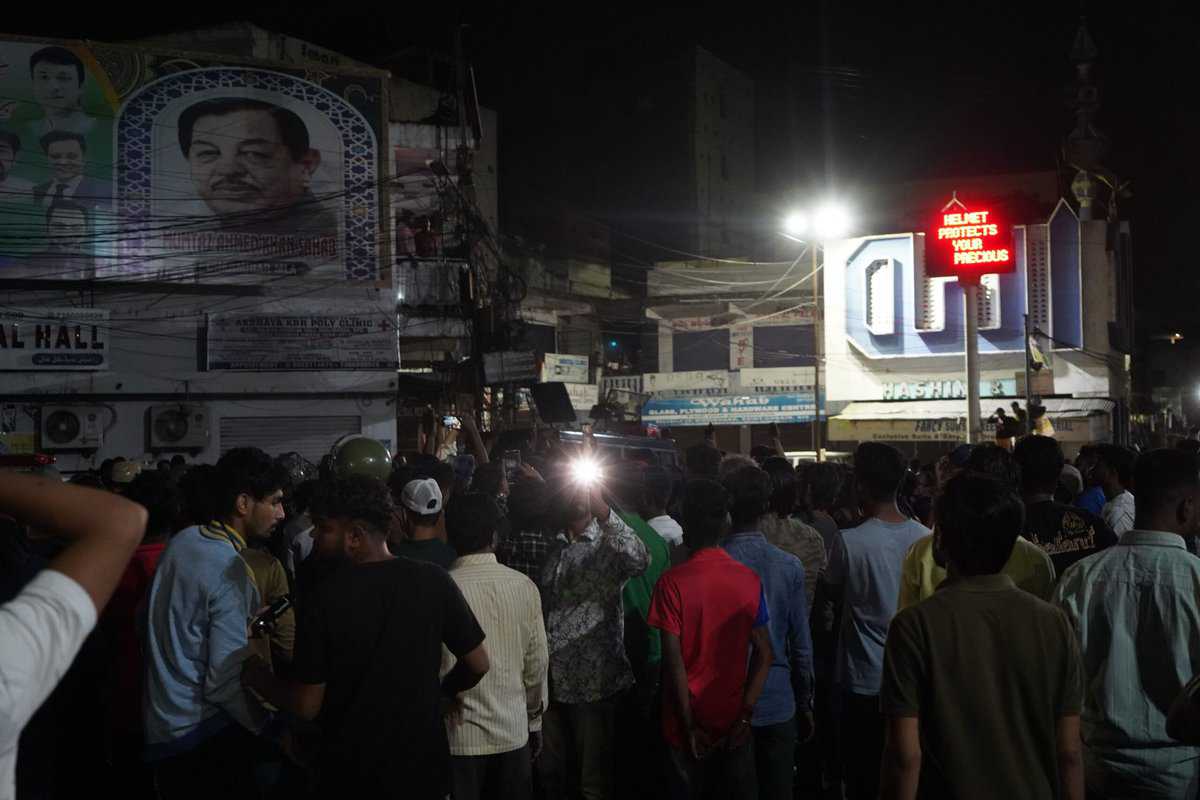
[642,393,816,426]
[843,202,1082,359]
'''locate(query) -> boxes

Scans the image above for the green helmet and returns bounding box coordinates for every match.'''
[330,435,392,482]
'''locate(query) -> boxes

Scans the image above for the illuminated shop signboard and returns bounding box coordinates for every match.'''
[928,201,1014,280]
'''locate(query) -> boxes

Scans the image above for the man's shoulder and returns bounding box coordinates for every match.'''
[452,558,539,592]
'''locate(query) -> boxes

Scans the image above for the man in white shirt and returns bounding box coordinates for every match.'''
[444,493,549,800]
[641,467,683,547]
[0,472,146,800]
[1093,444,1136,536]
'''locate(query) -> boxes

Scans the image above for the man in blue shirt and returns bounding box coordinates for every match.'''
[822,442,929,800]
[722,464,814,800]
[142,448,287,798]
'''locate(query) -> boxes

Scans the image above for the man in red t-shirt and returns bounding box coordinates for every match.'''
[647,478,773,800]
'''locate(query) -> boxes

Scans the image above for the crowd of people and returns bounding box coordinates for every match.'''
[4,420,1200,800]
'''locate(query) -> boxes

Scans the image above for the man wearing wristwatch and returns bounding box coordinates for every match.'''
[649,478,773,799]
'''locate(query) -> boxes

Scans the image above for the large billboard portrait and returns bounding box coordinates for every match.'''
[0,41,117,279]
[0,36,387,283]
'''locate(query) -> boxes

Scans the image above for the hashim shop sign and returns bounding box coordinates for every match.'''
[642,393,816,426]
[0,307,109,371]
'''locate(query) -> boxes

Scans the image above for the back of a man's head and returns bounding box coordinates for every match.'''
[806,462,844,511]
[761,456,798,518]
[723,465,772,530]
[643,466,673,513]
[1013,435,1064,494]
[854,442,905,505]
[472,462,505,497]
[309,475,393,539]
[398,477,443,529]
[1133,449,1200,531]
[123,471,184,540]
[1095,443,1135,489]
[966,443,1021,491]
[718,453,758,482]
[936,473,1024,576]
[686,442,722,478]
[507,479,550,533]
[682,478,730,551]
[215,447,287,521]
[446,493,501,555]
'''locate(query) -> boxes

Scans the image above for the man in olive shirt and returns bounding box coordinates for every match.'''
[880,473,1085,800]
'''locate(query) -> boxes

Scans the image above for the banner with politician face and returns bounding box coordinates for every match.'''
[0,36,387,283]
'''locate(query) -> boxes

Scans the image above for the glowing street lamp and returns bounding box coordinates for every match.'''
[778,199,853,461]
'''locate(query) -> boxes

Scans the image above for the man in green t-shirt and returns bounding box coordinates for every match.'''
[880,473,1085,800]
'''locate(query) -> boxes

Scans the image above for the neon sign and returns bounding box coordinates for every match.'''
[928,201,1014,279]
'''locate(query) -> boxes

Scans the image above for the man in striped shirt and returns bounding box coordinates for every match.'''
[445,493,549,800]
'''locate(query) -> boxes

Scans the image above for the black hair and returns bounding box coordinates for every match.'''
[291,479,320,516]
[722,465,772,528]
[1133,449,1200,521]
[1178,440,1200,456]
[446,493,500,555]
[179,463,218,525]
[965,443,1021,491]
[472,461,505,497]
[508,478,550,533]
[68,471,104,489]
[761,456,798,519]
[309,475,393,539]
[685,442,722,478]
[1013,435,1064,493]
[936,473,1024,576]
[123,471,184,540]
[177,98,311,161]
[46,199,90,228]
[39,130,86,155]
[170,454,187,467]
[806,462,844,510]
[853,442,906,503]
[0,130,20,154]
[682,478,729,550]
[214,447,288,521]
[29,46,84,85]
[750,444,774,465]
[643,466,673,511]
[1095,444,1135,487]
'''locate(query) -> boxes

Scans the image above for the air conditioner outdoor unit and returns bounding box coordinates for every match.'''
[40,405,105,450]
[147,404,210,451]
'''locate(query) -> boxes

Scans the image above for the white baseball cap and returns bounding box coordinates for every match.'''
[401,478,443,515]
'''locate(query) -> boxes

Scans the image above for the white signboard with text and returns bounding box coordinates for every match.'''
[206,312,397,371]
[541,353,589,384]
[0,307,109,371]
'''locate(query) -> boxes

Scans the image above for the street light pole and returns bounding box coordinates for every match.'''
[812,242,822,460]
[964,279,982,444]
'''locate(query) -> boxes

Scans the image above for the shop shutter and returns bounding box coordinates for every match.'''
[219,416,361,464]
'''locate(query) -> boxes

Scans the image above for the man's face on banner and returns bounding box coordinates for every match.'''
[186,108,320,217]
[46,206,87,253]
[47,139,83,182]
[32,62,82,113]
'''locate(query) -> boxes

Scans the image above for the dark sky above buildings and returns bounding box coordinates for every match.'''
[6,1,1198,330]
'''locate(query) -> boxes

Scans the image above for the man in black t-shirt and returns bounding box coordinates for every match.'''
[1014,436,1117,574]
[243,476,489,797]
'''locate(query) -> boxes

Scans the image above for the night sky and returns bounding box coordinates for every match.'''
[5,2,1198,331]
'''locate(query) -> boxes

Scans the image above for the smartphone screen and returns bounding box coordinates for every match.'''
[502,449,522,480]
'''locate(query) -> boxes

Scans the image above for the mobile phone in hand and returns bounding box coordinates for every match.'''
[502,450,522,481]
[443,415,462,430]
[251,595,293,636]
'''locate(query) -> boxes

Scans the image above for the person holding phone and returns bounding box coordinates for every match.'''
[537,478,649,800]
